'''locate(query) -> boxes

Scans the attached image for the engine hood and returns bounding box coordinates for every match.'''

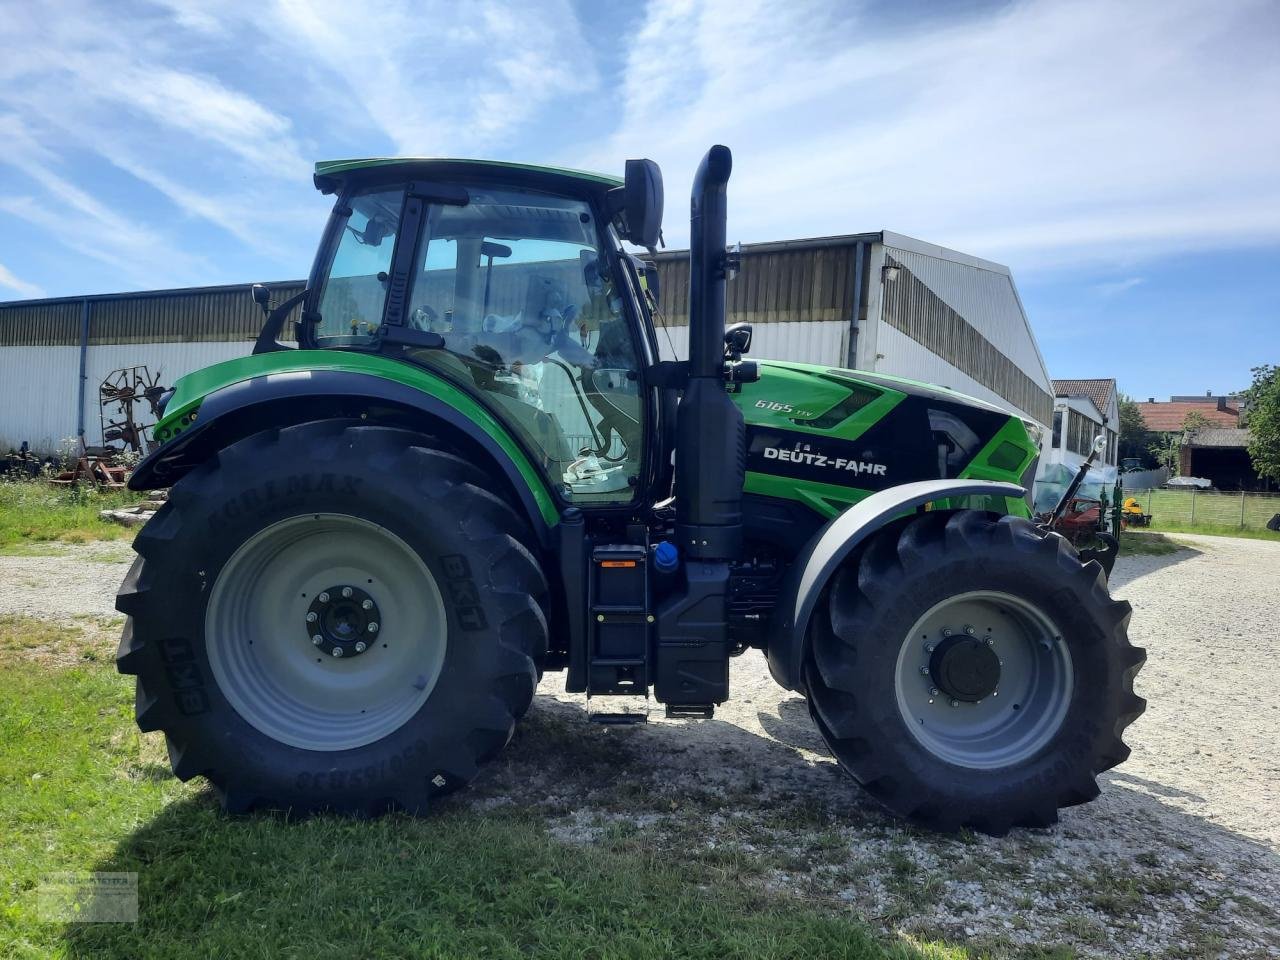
[751,359,1012,417]
[729,359,1037,519]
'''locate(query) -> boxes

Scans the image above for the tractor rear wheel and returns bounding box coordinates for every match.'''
[805,510,1145,835]
[116,420,547,814]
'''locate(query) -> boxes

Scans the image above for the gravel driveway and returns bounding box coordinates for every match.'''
[6,532,1279,957]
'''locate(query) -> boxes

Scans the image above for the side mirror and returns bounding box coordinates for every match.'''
[251,283,271,318]
[643,261,661,302]
[610,158,664,249]
[724,321,752,358]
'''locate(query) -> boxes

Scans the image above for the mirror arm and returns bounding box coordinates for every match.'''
[252,289,308,355]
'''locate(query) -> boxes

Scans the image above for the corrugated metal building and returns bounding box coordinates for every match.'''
[647,231,1052,430]
[0,231,1052,454]
[0,282,302,453]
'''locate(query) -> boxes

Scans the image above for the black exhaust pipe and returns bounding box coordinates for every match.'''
[675,145,744,561]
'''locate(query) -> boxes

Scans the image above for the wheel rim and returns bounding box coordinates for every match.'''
[893,590,1073,770]
[205,514,447,751]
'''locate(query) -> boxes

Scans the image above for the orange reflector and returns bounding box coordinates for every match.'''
[600,560,637,568]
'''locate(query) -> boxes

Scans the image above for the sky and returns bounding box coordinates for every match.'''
[0,0,1276,399]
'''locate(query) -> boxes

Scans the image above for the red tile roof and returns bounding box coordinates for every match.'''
[1135,401,1239,432]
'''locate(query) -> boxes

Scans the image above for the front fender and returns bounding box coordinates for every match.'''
[766,479,1025,691]
[130,364,560,543]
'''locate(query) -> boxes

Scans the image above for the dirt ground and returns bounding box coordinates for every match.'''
[5,532,1279,957]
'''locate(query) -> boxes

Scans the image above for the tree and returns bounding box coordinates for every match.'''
[1182,409,1211,437]
[1117,394,1151,463]
[1242,364,1280,482]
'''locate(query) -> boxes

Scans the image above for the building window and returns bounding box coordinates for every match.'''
[1068,411,1100,457]
[1052,411,1063,450]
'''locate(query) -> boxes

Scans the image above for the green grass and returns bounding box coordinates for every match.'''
[0,482,145,553]
[1144,521,1280,542]
[0,616,967,960]
[1118,531,1188,556]
[1123,488,1280,532]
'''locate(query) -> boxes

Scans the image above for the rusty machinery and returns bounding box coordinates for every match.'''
[99,365,168,456]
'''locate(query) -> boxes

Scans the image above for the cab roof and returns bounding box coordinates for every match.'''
[312,157,623,195]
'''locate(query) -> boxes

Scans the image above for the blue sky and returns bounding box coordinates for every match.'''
[0,0,1276,400]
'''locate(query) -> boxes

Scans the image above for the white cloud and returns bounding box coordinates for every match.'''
[1,0,1276,297]
[1091,277,1145,297]
[0,1,319,285]
[266,0,598,154]
[0,0,601,291]
[0,115,213,287]
[577,0,1280,271]
[0,263,45,299]
[145,0,225,34]
[0,3,309,180]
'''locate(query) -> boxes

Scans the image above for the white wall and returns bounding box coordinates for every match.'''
[0,345,82,453]
[653,320,848,366]
[1,340,252,455]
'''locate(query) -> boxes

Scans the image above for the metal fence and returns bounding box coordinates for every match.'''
[1124,488,1280,530]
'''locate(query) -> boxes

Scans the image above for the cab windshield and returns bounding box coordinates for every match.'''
[313,184,644,505]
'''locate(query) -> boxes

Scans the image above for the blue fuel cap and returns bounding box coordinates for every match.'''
[653,540,680,573]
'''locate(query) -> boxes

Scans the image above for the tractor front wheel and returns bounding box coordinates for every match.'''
[805,510,1145,835]
[116,420,547,814]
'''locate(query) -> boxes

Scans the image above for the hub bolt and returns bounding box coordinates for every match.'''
[318,592,330,603]
[367,622,379,634]
[950,699,960,708]
[331,647,344,658]
[342,587,353,599]
[362,599,373,610]
[919,666,929,675]
[312,634,323,646]
[964,625,975,636]
[930,687,939,696]
[986,637,994,646]
[306,612,318,623]
[355,641,367,653]
[942,628,953,637]
[924,642,935,653]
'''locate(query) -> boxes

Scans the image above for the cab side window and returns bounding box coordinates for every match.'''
[315,188,404,343]
[403,187,644,503]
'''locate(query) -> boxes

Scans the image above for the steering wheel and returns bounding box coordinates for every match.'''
[409,304,439,331]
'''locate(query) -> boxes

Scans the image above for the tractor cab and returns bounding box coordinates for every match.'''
[293,159,664,506]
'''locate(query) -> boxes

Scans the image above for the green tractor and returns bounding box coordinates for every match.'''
[117,146,1144,834]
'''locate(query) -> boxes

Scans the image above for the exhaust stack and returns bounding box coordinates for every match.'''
[675,145,744,561]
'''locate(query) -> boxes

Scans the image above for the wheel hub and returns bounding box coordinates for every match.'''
[306,585,380,658]
[928,634,1001,703]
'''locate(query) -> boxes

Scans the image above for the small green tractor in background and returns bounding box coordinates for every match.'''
[117,146,1144,834]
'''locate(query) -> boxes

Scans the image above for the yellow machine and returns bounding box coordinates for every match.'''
[1122,497,1152,527]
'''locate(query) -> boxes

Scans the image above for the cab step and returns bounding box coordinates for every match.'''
[665,704,715,720]
[586,698,649,725]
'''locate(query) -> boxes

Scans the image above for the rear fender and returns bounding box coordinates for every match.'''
[128,368,559,546]
[766,479,1025,691]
